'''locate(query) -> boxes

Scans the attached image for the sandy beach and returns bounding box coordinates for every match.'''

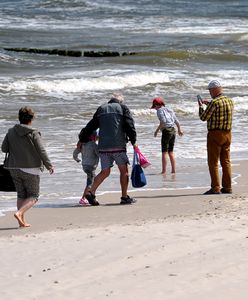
[0,160,248,300]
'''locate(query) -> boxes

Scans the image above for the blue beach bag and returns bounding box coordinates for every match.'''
[131,149,147,188]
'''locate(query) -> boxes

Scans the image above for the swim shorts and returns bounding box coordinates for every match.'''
[161,127,176,152]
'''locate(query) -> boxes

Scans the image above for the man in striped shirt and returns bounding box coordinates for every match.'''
[199,80,234,195]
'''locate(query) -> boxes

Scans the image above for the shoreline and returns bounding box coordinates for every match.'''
[0,159,247,236]
[0,158,243,217]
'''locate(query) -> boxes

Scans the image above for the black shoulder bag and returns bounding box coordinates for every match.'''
[0,154,16,192]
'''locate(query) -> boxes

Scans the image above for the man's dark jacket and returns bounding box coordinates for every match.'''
[79,99,136,151]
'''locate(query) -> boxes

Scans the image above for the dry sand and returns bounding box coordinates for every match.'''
[0,161,248,299]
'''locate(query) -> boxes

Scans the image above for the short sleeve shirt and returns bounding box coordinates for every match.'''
[157,107,178,128]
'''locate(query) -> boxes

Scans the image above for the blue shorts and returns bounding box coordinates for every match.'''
[99,151,129,170]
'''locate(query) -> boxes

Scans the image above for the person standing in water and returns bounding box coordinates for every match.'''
[151,97,183,174]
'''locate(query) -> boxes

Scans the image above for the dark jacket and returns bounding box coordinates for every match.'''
[1,124,53,170]
[79,99,136,151]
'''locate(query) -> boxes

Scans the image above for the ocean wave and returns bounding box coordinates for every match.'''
[139,50,248,62]
[135,17,248,35]
[236,33,248,41]
[0,51,20,65]
[0,3,247,34]
[1,71,170,94]
[1,17,246,35]
[132,95,248,118]
[194,70,248,89]
[132,108,155,117]
[233,96,248,112]
[131,105,198,118]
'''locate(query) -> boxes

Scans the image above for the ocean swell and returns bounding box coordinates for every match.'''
[0,71,170,94]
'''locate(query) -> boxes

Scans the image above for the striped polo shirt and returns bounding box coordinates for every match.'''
[199,95,234,131]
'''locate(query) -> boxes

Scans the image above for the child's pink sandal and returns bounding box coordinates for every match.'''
[79,197,90,206]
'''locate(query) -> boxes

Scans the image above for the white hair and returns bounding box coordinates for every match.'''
[111,93,124,103]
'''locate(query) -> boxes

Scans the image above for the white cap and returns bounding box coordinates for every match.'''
[208,80,221,89]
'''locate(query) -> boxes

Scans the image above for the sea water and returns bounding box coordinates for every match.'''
[0,0,248,214]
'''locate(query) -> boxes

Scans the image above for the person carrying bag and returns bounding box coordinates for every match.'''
[1,106,54,228]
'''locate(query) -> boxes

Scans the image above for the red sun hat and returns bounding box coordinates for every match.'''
[151,97,165,108]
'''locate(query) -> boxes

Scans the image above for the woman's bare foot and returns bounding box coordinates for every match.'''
[14,212,25,227]
[22,216,31,228]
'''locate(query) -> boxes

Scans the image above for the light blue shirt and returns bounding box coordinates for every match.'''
[157,107,178,128]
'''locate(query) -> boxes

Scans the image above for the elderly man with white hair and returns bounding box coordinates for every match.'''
[78,93,137,205]
[198,80,234,195]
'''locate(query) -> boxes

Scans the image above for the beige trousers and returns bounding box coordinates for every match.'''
[207,130,232,193]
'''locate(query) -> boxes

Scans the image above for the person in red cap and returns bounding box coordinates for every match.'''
[151,97,183,174]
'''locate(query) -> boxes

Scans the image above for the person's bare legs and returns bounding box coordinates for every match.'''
[15,198,27,227]
[168,151,176,174]
[89,168,111,195]
[161,151,167,174]
[14,212,25,227]
[19,198,37,227]
[117,164,129,198]
[14,197,37,227]
[17,198,23,210]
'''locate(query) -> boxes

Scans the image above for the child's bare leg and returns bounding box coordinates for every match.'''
[168,151,176,174]
[161,151,167,174]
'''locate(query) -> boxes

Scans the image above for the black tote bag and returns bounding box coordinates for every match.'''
[0,154,16,192]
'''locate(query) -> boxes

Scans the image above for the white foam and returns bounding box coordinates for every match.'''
[0,207,15,217]
[190,70,248,90]
[132,108,155,117]
[233,96,248,112]
[237,34,248,41]
[132,105,198,118]
[137,17,248,35]
[4,71,170,94]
